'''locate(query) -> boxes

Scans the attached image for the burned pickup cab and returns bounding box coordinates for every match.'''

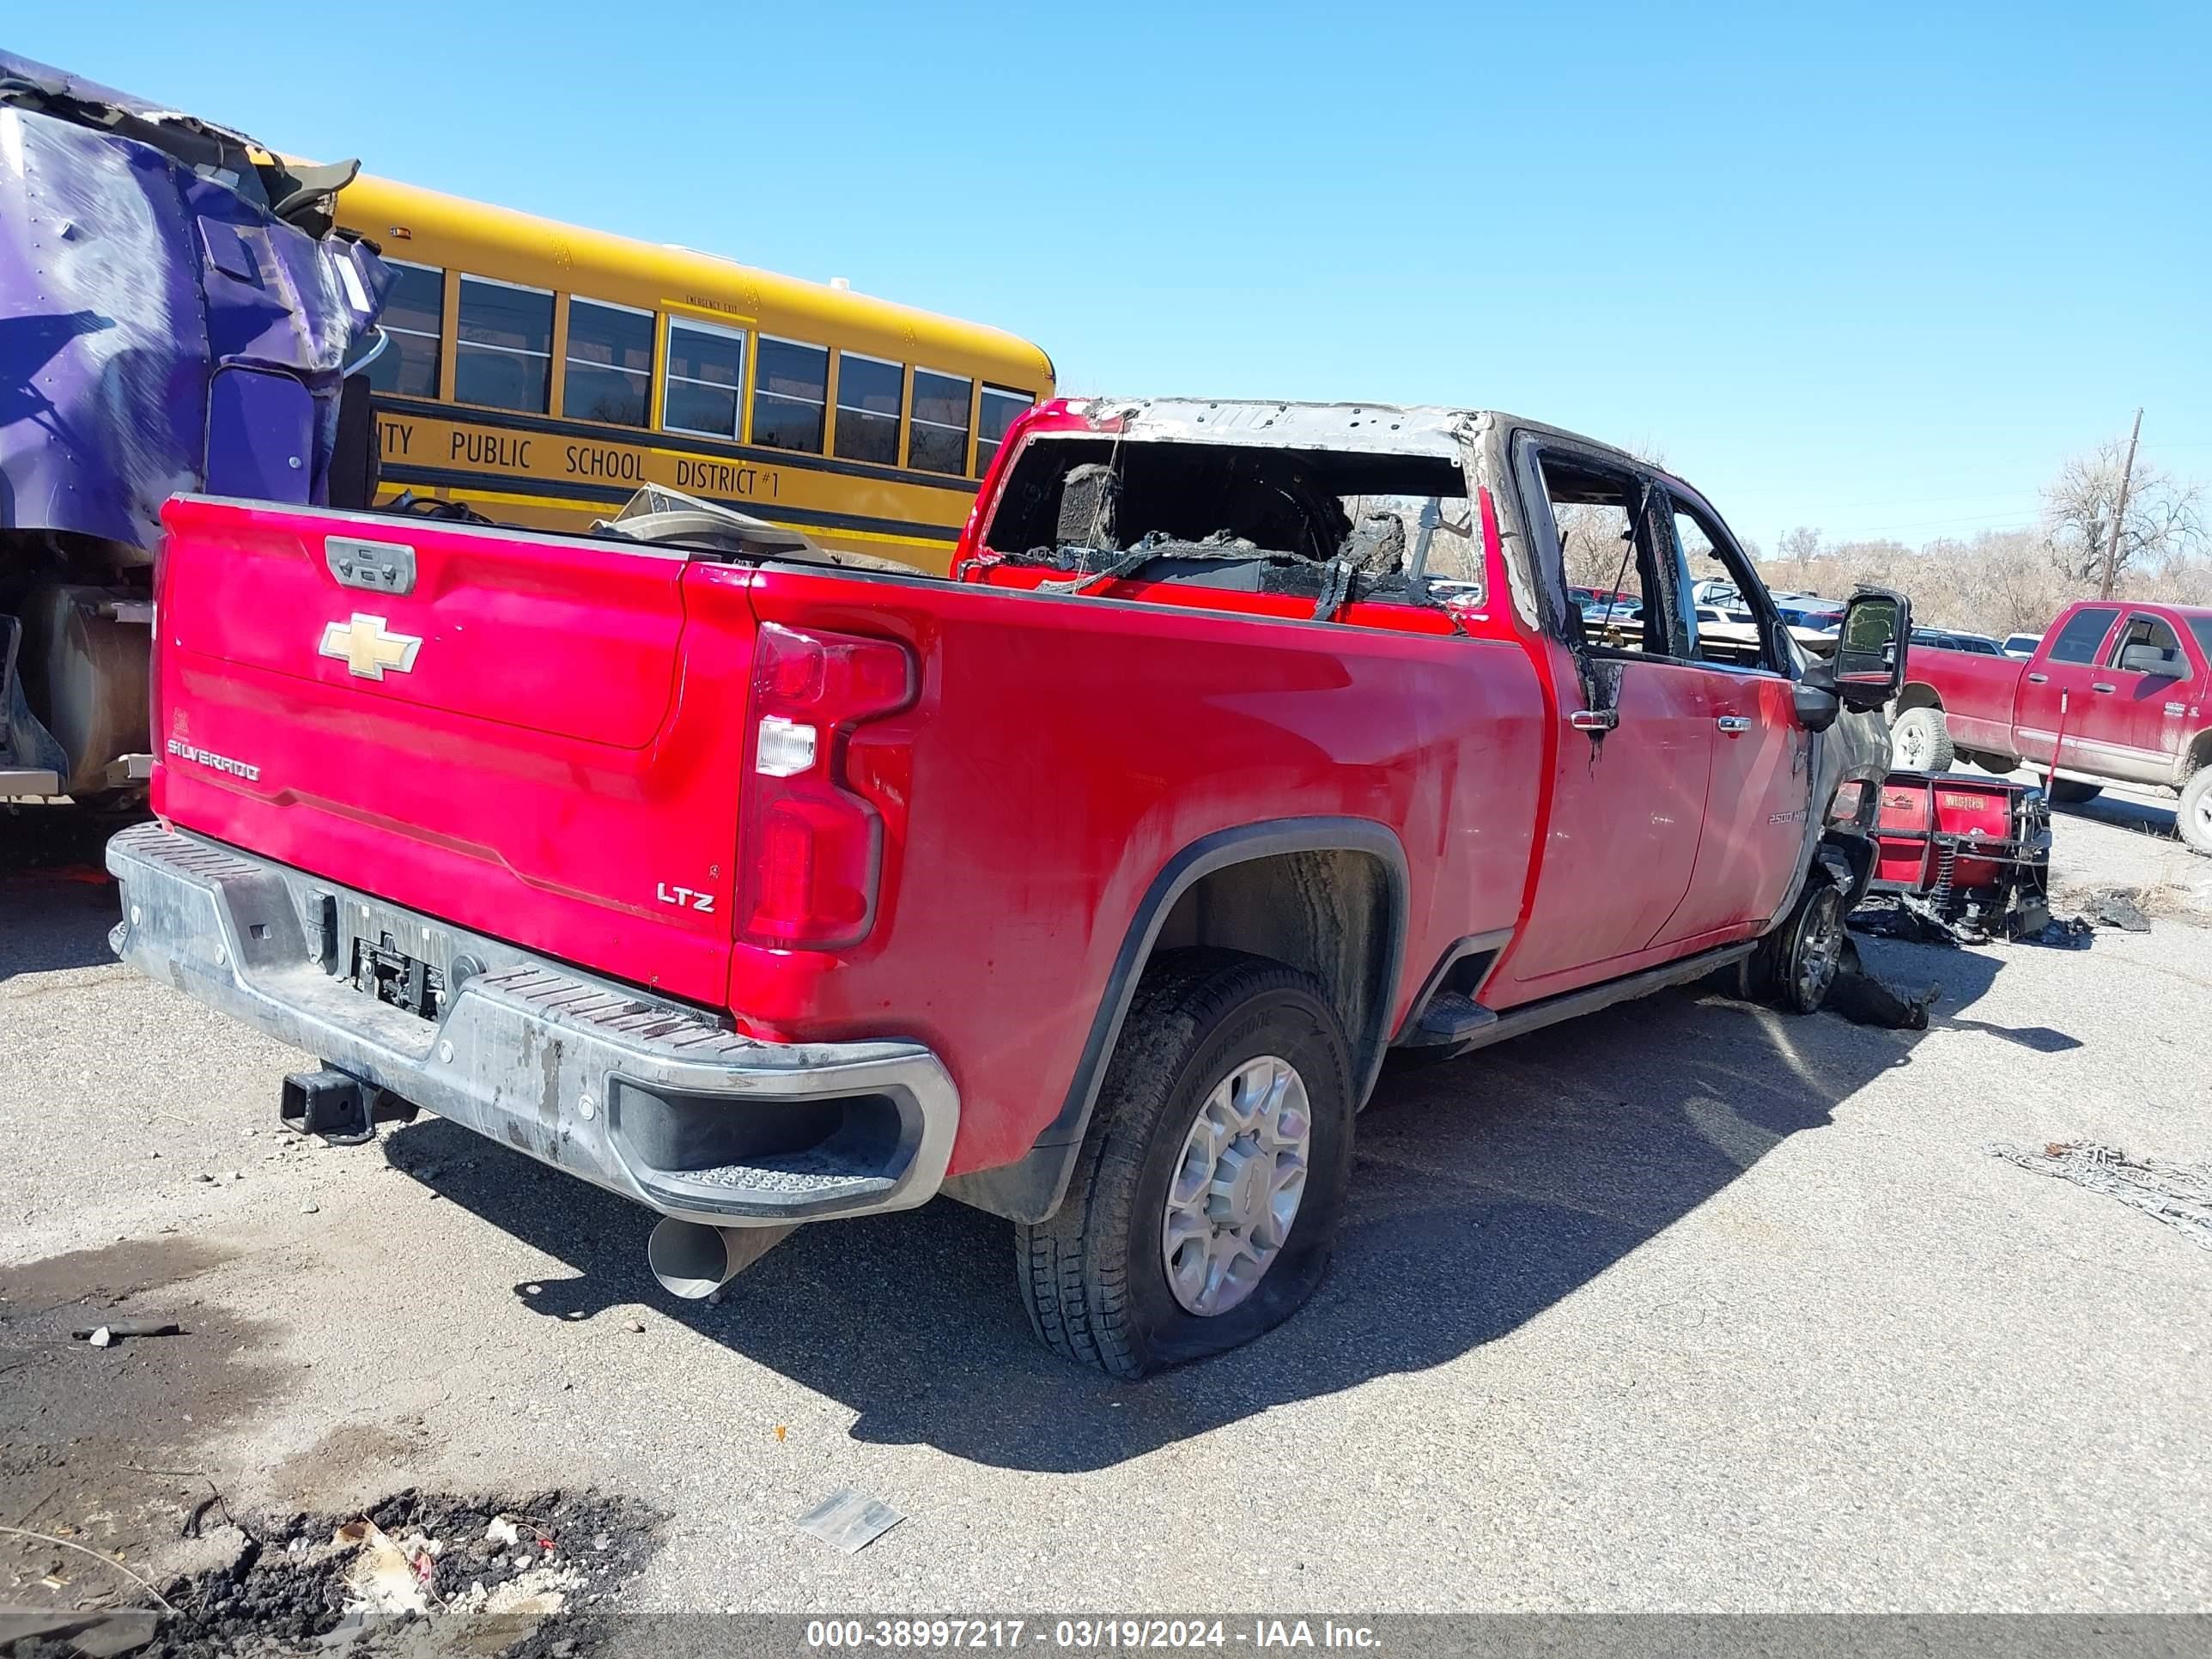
[109,398,1898,1376]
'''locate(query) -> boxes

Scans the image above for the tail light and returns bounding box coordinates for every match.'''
[739,623,916,949]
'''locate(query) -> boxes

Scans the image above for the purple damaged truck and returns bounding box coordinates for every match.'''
[1,52,392,802]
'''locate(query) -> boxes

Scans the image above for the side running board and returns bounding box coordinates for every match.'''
[1399,990,1498,1048]
[1401,940,1758,1059]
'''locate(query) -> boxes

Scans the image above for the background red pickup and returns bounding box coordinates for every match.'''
[1893,599,2212,852]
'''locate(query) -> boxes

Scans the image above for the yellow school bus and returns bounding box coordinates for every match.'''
[335,173,1054,574]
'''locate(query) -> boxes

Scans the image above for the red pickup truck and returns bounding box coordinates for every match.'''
[1893,599,2212,853]
[107,398,1902,1376]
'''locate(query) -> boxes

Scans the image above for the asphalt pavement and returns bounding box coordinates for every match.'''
[3,788,2208,1626]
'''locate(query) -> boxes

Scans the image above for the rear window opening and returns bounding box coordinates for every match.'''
[981,436,1478,612]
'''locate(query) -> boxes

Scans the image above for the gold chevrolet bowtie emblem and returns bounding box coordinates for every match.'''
[318,612,422,680]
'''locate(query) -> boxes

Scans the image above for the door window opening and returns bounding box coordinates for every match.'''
[1536,455,1680,659]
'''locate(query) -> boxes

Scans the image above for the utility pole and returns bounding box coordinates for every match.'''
[2099,407,2142,600]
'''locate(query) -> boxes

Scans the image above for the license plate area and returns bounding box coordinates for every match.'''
[349,933,447,1021]
[325,896,465,1024]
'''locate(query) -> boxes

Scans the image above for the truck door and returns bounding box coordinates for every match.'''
[2016,605,2120,770]
[1502,444,1715,993]
[1648,489,1813,947]
[2088,611,2200,782]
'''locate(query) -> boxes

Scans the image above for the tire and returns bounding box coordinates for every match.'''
[1743,879,1848,1015]
[2180,767,2212,857]
[1890,706,1954,773]
[1016,949,1355,1378]
[2047,778,2103,805]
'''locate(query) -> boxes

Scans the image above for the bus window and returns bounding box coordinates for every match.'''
[664,319,746,440]
[834,353,902,465]
[563,298,653,428]
[976,386,1032,476]
[752,338,827,453]
[454,276,552,413]
[366,260,443,398]
[909,370,971,475]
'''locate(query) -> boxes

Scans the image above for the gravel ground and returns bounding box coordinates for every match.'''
[3,790,2209,1627]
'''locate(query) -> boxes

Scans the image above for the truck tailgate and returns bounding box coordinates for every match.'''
[151,497,757,1005]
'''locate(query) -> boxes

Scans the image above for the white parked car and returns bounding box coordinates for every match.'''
[1691,577,1743,609]
[1692,604,1762,647]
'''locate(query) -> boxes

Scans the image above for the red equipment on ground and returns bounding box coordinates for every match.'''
[1868,771,2051,938]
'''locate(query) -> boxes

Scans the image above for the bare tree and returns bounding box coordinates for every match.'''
[2041,437,2206,587]
[1752,539,1907,611]
[1778,525,1822,574]
[1555,443,1670,593]
[1749,447,2212,638]
[2136,547,2212,608]
[1822,539,1913,590]
[1917,529,2066,638]
[1557,503,1638,592]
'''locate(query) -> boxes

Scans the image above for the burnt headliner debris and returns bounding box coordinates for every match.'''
[983,431,1469,619]
[1056,398,1472,459]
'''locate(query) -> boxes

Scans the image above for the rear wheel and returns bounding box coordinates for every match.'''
[1016,950,1354,1378]
[2047,778,2103,805]
[1891,706,1954,773]
[2180,767,2212,857]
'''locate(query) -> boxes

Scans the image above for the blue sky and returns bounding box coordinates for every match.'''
[18,2,2209,554]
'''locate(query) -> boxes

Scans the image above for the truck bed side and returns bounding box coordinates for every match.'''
[732,562,1547,1176]
[147,496,1548,1188]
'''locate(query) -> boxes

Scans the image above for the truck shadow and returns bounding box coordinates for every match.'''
[0,804,143,978]
[2059,791,2181,842]
[1960,761,2183,844]
[397,932,2037,1473]
[0,877,126,980]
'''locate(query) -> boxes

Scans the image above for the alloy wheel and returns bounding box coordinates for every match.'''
[1160,1054,1311,1316]
[1795,887,1846,1008]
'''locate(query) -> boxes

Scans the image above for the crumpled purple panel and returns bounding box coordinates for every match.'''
[0,55,389,561]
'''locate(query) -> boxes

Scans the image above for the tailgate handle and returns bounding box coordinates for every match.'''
[325,536,417,596]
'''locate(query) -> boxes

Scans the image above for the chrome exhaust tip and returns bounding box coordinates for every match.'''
[646,1217,795,1299]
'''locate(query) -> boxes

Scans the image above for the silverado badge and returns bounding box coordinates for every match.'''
[318,613,422,680]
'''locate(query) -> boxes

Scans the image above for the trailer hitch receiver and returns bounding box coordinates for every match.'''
[279,1066,416,1145]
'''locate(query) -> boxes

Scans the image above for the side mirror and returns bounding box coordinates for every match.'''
[1792,677,1841,732]
[2119,642,2180,678]
[1834,587,1911,711]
